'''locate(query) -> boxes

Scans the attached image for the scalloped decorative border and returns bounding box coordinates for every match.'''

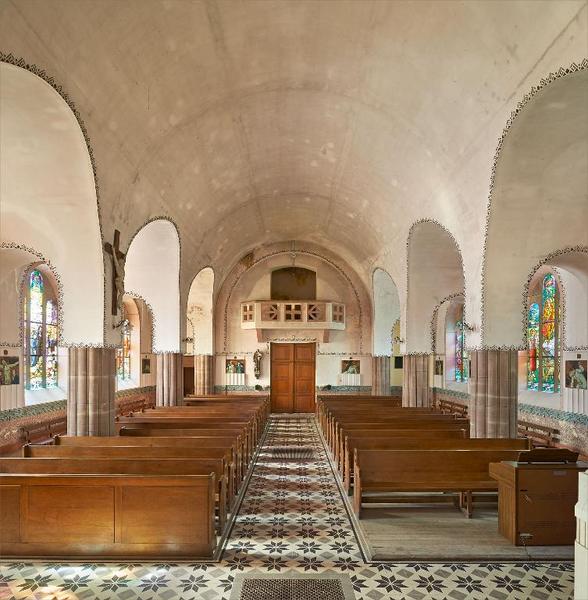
[480,59,588,347]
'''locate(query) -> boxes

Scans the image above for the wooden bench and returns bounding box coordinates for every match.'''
[353,448,526,518]
[517,420,558,447]
[1,456,229,535]
[342,436,531,492]
[0,472,216,559]
[437,398,468,418]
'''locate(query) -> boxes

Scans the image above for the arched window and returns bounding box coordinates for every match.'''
[455,319,468,382]
[116,323,131,380]
[24,269,58,389]
[527,273,559,392]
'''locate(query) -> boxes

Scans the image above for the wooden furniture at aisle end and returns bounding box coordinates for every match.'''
[489,448,588,546]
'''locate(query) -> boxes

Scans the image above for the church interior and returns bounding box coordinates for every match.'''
[1,1,587,598]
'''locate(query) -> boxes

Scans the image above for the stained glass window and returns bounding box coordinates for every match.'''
[527,273,559,393]
[455,319,469,382]
[24,269,58,390]
[116,326,131,380]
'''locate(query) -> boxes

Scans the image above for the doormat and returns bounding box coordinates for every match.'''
[269,446,316,460]
[239,578,346,600]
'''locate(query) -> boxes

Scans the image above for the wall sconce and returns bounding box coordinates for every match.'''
[463,322,475,332]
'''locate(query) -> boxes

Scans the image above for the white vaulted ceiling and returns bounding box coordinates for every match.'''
[1,0,587,340]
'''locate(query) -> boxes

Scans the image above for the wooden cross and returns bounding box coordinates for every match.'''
[104,229,126,316]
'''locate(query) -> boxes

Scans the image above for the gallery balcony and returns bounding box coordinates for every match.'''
[240,300,345,342]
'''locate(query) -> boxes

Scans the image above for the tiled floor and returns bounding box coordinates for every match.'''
[0,415,575,599]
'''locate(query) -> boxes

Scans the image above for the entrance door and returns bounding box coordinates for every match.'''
[270,343,316,413]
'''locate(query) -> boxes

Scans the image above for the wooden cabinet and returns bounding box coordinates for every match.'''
[490,459,588,545]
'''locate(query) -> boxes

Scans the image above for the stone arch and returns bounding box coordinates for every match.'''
[0,61,104,345]
[406,220,465,354]
[483,67,588,348]
[186,267,215,355]
[372,268,400,356]
[124,219,181,353]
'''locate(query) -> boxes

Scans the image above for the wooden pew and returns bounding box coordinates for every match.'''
[0,472,216,559]
[1,457,229,534]
[342,436,531,492]
[517,420,558,447]
[24,444,237,505]
[437,398,468,418]
[52,434,246,491]
[333,418,470,467]
[353,448,525,518]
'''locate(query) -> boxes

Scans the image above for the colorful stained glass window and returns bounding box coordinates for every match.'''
[455,319,469,383]
[527,274,559,393]
[116,327,131,380]
[24,269,58,389]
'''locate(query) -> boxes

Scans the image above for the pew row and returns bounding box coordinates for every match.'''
[353,448,526,518]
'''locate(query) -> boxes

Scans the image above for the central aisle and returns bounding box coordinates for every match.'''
[1,415,575,599]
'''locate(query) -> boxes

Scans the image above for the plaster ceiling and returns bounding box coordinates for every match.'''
[1,0,587,298]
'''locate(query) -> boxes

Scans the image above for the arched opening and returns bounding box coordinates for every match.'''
[406,221,465,354]
[124,219,181,353]
[0,62,104,345]
[186,267,215,356]
[372,268,400,356]
[483,69,588,349]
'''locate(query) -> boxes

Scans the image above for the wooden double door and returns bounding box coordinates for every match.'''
[270,343,316,413]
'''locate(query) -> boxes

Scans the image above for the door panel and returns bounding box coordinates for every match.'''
[271,343,316,413]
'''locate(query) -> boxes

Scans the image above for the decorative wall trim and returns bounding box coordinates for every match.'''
[0,400,66,423]
[0,52,107,344]
[115,385,156,399]
[213,385,268,393]
[432,386,470,401]
[318,386,372,393]
[480,59,588,347]
[519,402,588,427]
[406,219,466,353]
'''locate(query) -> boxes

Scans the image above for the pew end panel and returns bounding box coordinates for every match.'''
[0,474,217,559]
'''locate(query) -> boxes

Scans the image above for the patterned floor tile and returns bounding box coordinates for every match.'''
[0,415,574,599]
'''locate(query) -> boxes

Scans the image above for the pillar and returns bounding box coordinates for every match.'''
[194,354,215,395]
[156,352,183,406]
[469,349,517,438]
[372,355,391,396]
[402,354,430,407]
[67,346,116,436]
[575,472,588,600]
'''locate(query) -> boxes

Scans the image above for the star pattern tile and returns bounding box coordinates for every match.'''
[0,415,575,599]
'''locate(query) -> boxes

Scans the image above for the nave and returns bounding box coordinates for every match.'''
[1,415,574,600]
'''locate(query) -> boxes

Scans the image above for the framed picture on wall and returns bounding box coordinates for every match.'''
[226,358,245,374]
[565,360,587,389]
[0,356,20,385]
[394,356,403,369]
[341,359,360,375]
[141,357,151,374]
[435,359,443,376]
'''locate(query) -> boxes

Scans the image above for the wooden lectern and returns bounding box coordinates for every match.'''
[489,449,588,546]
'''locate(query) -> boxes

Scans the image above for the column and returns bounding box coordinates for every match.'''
[469,349,517,438]
[67,346,116,436]
[372,355,391,396]
[402,354,430,407]
[576,472,588,600]
[156,352,183,406]
[194,354,215,395]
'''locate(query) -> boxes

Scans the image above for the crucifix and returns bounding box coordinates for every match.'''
[104,229,126,316]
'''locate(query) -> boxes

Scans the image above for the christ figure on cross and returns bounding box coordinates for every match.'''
[104,230,126,316]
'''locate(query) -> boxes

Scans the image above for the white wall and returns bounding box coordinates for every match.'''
[373,268,400,356]
[186,267,214,355]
